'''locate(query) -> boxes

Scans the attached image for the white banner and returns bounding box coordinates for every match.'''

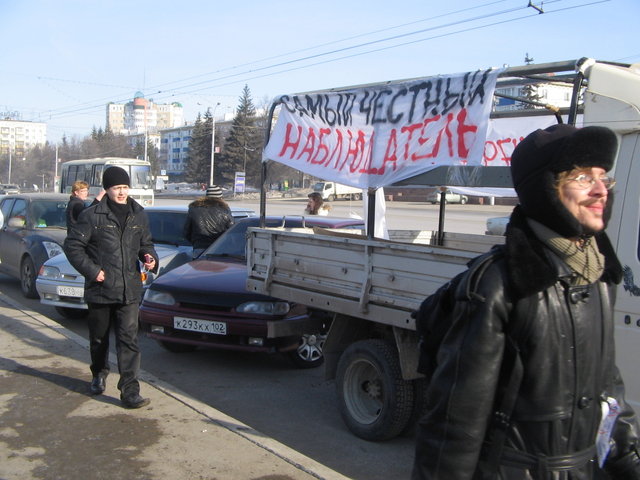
[483,115,581,166]
[264,69,503,189]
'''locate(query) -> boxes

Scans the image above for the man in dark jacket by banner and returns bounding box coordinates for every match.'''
[412,125,640,479]
[183,185,234,258]
[64,166,158,409]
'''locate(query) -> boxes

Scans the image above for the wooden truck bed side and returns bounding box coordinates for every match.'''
[246,227,504,331]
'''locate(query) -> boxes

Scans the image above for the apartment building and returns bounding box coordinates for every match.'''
[0,119,47,157]
[107,92,184,135]
[158,124,193,176]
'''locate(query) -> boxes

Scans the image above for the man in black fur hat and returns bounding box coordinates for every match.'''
[64,166,158,409]
[412,125,640,479]
[183,184,234,258]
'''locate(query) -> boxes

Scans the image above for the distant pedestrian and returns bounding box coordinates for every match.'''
[304,192,331,216]
[64,166,158,409]
[66,180,104,233]
[183,185,234,258]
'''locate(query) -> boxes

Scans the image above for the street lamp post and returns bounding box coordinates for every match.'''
[209,102,220,186]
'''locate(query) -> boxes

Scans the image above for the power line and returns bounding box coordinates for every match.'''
[27,0,608,126]
[31,2,535,120]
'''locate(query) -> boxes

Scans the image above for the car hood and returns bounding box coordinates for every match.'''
[148,257,275,304]
[42,244,191,277]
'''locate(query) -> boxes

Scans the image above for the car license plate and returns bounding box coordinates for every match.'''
[56,286,84,297]
[173,317,227,335]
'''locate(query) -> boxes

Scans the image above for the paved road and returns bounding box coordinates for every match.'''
[0,198,513,479]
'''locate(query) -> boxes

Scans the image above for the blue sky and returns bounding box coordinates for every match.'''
[1,0,638,144]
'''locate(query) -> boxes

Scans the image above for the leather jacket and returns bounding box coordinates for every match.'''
[183,197,234,250]
[413,206,640,480]
[63,197,158,305]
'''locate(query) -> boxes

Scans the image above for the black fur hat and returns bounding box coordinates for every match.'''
[102,166,130,190]
[510,124,618,237]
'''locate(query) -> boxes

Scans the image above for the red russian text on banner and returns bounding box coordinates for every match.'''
[263,68,504,189]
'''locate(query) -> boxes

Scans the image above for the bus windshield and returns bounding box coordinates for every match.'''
[129,165,150,189]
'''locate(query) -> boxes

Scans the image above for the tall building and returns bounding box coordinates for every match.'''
[0,119,47,157]
[158,125,193,176]
[106,92,184,135]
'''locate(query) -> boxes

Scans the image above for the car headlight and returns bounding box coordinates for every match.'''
[236,301,290,315]
[39,265,61,279]
[143,289,176,305]
[42,241,64,259]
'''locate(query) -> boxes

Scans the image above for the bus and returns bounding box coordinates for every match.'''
[59,157,154,206]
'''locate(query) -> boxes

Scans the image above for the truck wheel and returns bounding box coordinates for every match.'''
[55,307,89,319]
[336,339,414,441]
[402,377,429,436]
[20,256,39,299]
[460,197,467,205]
[328,194,336,202]
[287,332,326,369]
[353,193,362,201]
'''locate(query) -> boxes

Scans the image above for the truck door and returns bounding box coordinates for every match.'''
[611,132,640,411]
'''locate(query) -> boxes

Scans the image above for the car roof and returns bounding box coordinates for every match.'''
[1,193,69,201]
[144,204,254,217]
[234,215,363,228]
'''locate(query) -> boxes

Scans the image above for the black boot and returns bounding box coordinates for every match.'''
[90,375,106,395]
[120,393,150,409]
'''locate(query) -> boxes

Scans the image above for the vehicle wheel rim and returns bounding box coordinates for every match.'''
[343,358,383,425]
[21,262,34,293]
[296,333,325,363]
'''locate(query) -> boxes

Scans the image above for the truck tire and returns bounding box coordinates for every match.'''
[353,193,362,201]
[336,339,414,441]
[460,197,467,205]
[328,194,336,202]
[402,377,429,436]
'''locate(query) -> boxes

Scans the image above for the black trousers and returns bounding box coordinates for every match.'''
[87,302,141,395]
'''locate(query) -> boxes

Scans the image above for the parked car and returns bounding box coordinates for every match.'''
[427,189,468,204]
[0,193,69,298]
[139,216,364,368]
[36,205,255,319]
[485,215,510,235]
[0,184,21,195]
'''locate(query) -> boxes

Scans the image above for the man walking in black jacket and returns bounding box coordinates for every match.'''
[64,167,158,409]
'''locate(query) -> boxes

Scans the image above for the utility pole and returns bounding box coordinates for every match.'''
[54,145,59,192]
[210,102,220,186]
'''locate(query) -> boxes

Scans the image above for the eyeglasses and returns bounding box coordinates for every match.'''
[566,173,616,190]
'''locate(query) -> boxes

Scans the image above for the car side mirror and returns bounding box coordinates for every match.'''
[8,217,26,228]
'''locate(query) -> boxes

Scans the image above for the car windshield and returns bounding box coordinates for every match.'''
[203,220,257,258]
[204,218,304,258]
[30,200,69,228]
[147,211,189,246]
[202,217,363,259]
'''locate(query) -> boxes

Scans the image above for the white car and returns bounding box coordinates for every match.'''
[36,205,255,319]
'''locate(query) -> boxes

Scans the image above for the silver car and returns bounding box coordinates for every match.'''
[36,205,255,319]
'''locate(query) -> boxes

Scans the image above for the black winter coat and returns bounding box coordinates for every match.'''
[413,206,640,480]
[183,197,233,250]
[66,195,86,233]
[63,197,158,305]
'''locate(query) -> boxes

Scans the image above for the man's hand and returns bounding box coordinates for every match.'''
[143,254,156,271]
[96,270,105,282]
